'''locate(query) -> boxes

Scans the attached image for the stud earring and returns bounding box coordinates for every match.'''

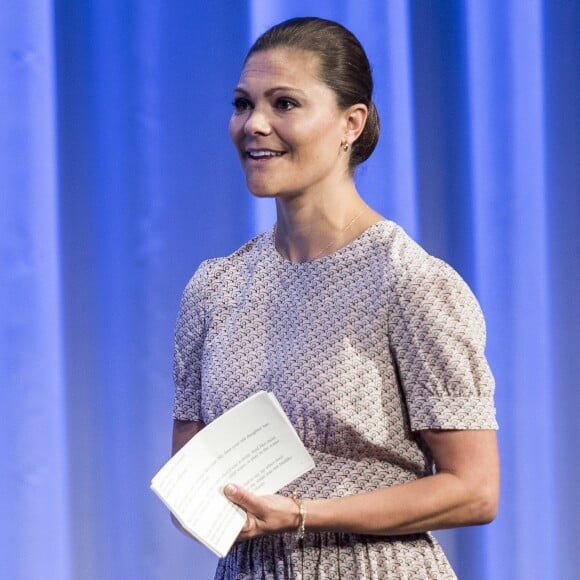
[343,142,350,152]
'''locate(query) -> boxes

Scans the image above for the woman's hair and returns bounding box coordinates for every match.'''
[245,17,380,171]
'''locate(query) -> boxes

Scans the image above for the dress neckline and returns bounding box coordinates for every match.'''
[270,219,389,267]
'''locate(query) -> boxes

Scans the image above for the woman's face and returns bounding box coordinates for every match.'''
[229,47,350,199]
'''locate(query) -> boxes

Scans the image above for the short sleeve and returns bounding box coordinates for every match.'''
[172,263,210,421]
[386,235,498,432]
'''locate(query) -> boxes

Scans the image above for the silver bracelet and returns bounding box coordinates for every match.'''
[291,492,307,540]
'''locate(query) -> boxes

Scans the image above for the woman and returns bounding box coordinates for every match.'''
[172,17,499,580]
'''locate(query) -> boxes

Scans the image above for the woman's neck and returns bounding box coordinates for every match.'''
[273,187,381,263]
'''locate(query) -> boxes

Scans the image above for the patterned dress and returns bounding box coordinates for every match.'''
[173,220,498,580]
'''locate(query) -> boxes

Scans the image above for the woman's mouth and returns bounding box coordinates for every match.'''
[246,149,286,160]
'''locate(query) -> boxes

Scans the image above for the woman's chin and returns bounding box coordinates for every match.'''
[246,183,279,198]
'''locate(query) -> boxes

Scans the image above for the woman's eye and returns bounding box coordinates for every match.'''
[276,98,297,111]
[232,97,251,113]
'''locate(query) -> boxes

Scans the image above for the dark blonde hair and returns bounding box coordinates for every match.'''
[246,17,380,171]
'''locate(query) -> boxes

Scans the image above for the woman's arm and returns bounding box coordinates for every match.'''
[224,428,499,540]
[170,419,206,537]
[172,418,205,455]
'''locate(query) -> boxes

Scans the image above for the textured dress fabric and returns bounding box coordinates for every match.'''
[173,220,498,580]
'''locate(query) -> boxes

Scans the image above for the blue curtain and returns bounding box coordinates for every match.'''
[1,1,578,578]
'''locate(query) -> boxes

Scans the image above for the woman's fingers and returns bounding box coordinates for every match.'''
[224,484,259,514]
[223,484,299,539]
[224,484,260,538]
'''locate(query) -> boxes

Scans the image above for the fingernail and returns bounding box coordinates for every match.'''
[224,484,237,496]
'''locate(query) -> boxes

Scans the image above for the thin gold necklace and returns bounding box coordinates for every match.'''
[274,207,368,262]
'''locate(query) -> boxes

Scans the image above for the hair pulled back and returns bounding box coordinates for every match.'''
[246,17,380,171]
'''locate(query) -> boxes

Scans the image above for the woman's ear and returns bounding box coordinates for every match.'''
[344,104,368,144]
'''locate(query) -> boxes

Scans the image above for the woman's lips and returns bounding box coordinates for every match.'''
[246,149,286,160]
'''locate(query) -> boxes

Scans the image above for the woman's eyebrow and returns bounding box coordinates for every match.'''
[233,86,306,96]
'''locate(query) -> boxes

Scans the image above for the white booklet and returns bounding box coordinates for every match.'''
[151,391,315,558]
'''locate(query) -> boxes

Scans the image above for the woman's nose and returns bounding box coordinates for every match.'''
[243,108,271,136]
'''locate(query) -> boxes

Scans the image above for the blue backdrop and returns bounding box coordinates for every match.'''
[1,1,579,579]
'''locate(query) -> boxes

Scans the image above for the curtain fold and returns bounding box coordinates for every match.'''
[0,2,70,579]
[1,1,578,578]
[465,2,556,578]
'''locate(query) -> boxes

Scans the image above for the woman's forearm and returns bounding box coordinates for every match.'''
[223,430,499,542]
[305,470,498,536]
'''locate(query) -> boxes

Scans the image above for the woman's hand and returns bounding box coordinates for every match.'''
[224,484,300,541]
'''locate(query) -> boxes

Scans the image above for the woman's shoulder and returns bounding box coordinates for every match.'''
[364,219,429,269]
[184,229,273,290]
[368,220,476,300]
